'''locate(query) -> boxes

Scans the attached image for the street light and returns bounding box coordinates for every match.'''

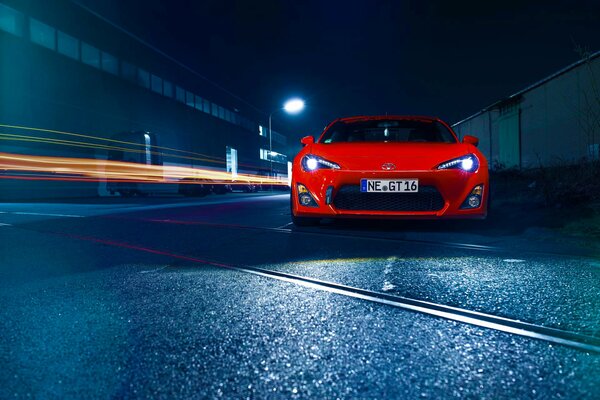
[268,98,305,181]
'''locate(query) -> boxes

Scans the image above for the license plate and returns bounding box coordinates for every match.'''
[360,179,419,193]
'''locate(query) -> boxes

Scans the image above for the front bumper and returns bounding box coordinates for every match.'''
[292,168,488,219]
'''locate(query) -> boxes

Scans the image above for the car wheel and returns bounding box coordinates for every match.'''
[486,182,492,217]
[292,214,320,226]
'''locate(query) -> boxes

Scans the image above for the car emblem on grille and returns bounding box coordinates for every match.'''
[381,163,396,170]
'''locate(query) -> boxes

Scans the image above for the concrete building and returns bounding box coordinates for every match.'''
[452,51,600,169]
[0,1,292,199]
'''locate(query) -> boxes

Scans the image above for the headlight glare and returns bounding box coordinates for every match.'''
[305,158,318,171]
[461,158,474,171]
[437,154,479,172]
[301,155,340,171]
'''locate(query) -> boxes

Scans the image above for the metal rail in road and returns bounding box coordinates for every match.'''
[30,227,600,354]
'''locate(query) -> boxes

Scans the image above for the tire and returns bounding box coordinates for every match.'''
[485,182,492,217]
[291,214,320,226]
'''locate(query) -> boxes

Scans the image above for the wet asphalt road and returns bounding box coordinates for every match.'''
[0,193,599,399]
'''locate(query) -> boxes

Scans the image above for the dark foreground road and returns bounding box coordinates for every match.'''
[1,193,599,399]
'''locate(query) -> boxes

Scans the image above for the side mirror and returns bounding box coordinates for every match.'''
[462,135,479,147]
[300,136,314,146]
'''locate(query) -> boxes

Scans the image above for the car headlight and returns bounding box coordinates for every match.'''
[436,154,479,172]
[301,155,340,171]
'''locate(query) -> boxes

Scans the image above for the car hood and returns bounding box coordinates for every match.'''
[309,142,473,170]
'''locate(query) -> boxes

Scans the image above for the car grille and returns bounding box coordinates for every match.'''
[332,185,445,212]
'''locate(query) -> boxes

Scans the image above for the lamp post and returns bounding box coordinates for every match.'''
[268,98,305,182]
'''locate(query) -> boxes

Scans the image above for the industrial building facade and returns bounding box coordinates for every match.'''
[0,1,292,199]
[452,51,600,170]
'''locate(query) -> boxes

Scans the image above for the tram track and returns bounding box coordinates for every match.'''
[20,224,600,354]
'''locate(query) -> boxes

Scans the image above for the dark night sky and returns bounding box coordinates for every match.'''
[77,0,600,138]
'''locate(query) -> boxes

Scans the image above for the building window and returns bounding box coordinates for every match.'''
[151,74,162,94]
[0,3,24,37]
[260,148,268,160]
[211,103,219,117]
[195,95,203,111]
[259,148,286,164]
[218,106,225,120]
[29,18,55,50]
[185,91,194,107]
[121,61,136,82]
[57,30,79,60]
[269,150,287,164]
[137,68,150,88]
[175,86,185,103]
[143,133,152,165]
[163,80,173,98]
[259,125,266,137]
[203,99,211,113]
[101,51,118,75]
[81,42,100,68]
[226,146,238,178]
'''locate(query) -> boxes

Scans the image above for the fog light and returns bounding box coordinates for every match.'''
[300,194,313,206]
[468,195,481,208]
[296,183,318,207]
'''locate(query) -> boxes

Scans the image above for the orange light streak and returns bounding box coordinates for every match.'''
[0,133,225,165]
[0,123,222,160]
[0,152,287,185]
[0,124,267,169]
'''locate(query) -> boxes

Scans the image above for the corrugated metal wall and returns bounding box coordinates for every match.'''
[453,54,600,169]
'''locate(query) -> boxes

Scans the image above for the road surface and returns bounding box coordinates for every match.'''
[1,193,599,399]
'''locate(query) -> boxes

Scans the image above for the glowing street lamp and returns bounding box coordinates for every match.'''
[269,98,305,179]
[282,98,305,114]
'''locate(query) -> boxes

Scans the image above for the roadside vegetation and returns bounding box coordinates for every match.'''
[490,160,600,241]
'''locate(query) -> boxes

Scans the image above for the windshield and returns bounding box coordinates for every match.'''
[320,119,457,144]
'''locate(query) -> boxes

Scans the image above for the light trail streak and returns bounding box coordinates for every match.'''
[0,133,225,165]
[0,152,286,185]
[0,123,222,160]
[0,124,264,169]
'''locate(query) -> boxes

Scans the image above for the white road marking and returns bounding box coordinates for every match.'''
[276,222,293,229]
[0,223,12,226]
[382,256,397,292]
[140,266,169,274]
[503,259,526,263]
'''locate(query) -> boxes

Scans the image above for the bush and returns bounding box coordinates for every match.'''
[491,160,600,207]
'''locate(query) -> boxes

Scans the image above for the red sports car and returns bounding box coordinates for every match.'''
[290,115,489,226]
